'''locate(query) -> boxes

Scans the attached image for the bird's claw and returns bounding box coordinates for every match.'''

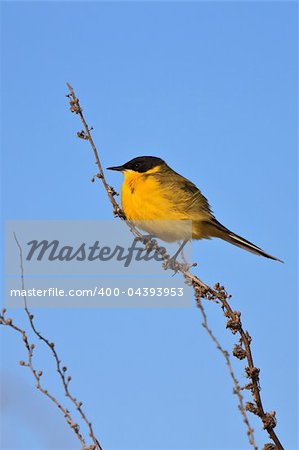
[163,256,180,272]
[133,234,157,253]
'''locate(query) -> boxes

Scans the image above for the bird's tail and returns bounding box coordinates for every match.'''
[210,219,283,263]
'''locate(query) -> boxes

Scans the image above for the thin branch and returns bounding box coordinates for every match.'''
[66,82,283,450]
[11,232,103,450]
[196,298,257,449]
[0,312,88,449]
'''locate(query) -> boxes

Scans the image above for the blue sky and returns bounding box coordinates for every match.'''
[1,2,297,450]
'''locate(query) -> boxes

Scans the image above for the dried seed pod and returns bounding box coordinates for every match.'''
[263,411,277,430]
[233,344,247,360]
[245,402,260,416]
[263,444,277,450]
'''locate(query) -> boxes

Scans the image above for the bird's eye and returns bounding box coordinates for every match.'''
[134,163,140,170]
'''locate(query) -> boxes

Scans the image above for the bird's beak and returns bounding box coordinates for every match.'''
[106,165,125,172]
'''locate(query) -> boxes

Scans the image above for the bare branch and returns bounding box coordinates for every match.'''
[66,82,284,450]
[0,311,88,448]
[3,232,103,450]
[196,298,257,449]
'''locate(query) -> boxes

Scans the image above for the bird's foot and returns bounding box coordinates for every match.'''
[134,233,155,244]
[133,234,157,254]
[163,256,197,274]
[163,255,180,273]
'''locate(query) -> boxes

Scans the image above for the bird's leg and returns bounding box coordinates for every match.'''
[164,239,189,270]
[173,239,189,260]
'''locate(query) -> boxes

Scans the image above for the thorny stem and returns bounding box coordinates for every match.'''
[66,82,284,450]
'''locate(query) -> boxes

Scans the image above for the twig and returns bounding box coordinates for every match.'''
[0,311,89,448]
[66,82,284,450]
[196,298,257,449]
[12,232,103,450]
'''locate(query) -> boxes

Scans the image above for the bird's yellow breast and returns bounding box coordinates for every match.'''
[121,167,192,241]
[121,167,171,220]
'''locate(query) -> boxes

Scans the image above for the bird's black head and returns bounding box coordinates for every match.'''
[107,156,165,173]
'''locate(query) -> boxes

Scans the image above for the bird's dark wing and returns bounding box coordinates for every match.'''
[154,167,213,217]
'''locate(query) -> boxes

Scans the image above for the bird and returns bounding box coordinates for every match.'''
[107,156,282,262]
